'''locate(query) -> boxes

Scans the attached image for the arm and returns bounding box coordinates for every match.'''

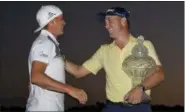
[124,66,164,104]
[141,41,165,90]
[65,60,91,78]
[141,65,164,91]
[31,61,88,104]
[65,45,105,78]
[31,61,70,93]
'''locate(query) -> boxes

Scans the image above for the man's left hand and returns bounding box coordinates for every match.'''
[124,86,143,104]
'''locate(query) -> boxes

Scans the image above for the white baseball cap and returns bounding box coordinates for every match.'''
[34,5,63,33]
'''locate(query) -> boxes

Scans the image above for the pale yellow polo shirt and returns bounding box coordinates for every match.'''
[82,35,161,102]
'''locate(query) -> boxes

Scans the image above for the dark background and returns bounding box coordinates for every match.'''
[0,1,184,109]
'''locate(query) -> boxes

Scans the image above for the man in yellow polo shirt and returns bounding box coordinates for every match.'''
[65,7,164,112]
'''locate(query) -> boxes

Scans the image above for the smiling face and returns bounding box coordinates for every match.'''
[104,15,128,39]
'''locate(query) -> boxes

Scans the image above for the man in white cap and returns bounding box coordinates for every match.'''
[26,5,87,111]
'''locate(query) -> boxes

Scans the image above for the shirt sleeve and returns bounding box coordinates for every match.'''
[144,40,161,66]
[31,41,54,64]
[82,45,105,75]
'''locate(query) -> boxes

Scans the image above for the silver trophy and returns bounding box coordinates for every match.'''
[122,35,157,102]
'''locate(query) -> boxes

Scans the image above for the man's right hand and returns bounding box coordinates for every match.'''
[66,86,88,104]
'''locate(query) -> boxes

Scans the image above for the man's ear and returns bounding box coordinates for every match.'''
[120,17,127,26]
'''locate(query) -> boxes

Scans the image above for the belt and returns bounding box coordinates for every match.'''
[106,99,150,107]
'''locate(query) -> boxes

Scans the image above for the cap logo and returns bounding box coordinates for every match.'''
[48,12,56,19]
[106,9,114,13]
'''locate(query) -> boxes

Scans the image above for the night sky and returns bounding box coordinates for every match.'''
[0,1,184,109]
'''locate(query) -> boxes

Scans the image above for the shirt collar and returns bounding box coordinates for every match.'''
[110,34,136,47]
[41,29,60,46]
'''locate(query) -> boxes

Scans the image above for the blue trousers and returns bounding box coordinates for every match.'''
[102,101,152,112]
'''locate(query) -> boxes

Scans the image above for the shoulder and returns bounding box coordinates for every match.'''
[97,43,111,52]
[143,40,154,48]
[31,36,55,53]
[35,36,55,48]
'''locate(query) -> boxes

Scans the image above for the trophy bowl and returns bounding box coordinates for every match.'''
[122,55,156,87]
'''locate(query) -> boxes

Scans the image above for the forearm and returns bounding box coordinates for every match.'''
[31,73,72,94]
[141,66,164,90]
[65,60,80,76]
[65,60,89,78]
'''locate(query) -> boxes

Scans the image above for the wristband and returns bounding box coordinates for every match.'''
[65,86,71,94]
